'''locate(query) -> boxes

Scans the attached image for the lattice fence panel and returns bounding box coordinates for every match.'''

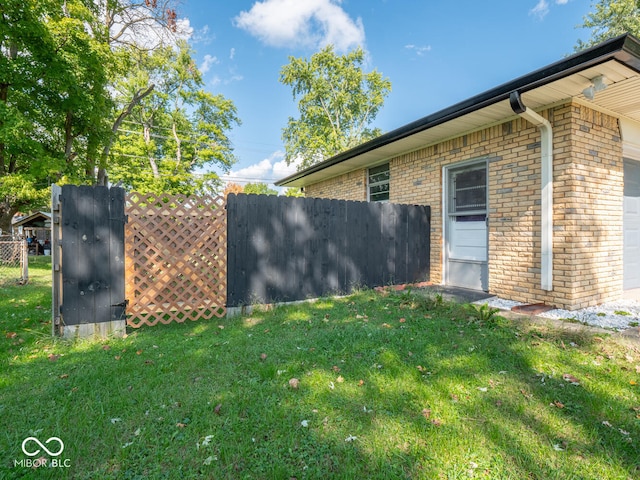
[125,193,227,327]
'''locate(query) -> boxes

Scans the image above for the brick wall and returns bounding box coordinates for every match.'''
[304,170,368,201]
[303,101,624,310]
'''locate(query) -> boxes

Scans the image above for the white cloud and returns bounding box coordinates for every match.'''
[404,44,432,56]
[191,25,215,45]
[200,54,219,74]
[221,152,301,187]
[530,0,568,19]
[234,0,365,52]
[529,0,549,19]
[230,48,236,60]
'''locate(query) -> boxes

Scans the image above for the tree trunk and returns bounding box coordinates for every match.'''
[97,85,155,186]
[143,124,160,179]
[0,204,20,236]
[172,122,182,170]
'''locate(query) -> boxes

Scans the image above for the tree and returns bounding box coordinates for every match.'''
[243,183,278,196]
[280,45,391,170]
[108,41,240,195]
[0,0,188,231]
[575,0,640,50]
[223,182,244,197]
[0,0,113,232]
[284,187,304,197]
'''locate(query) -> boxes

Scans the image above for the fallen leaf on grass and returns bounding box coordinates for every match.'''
[111,418,122,424]
[136,350,143,355]
[288,378,300,389]
[357,379,365,387]
[552,444,565,451]
[520,389,533,399]
[48,354,60,362]
[551,401,565,409]
[477,387,488,392]
[122,442,133,449]
[203,455,217,465]
[336,376,344,383]
[200,435,214,448]
[260,353,267,361]
[6,332,17,339]
[176,422,187,428]
[114,355,121,361]
[421,408,431,419]
[332,365,340,372]
[102,345,111,350]
[562,374,580,385]
[345,435,358,442]
[214,404,222,415]
[399,318,406,323]
[430,418,443,427]
[300,420,309,427]
[381,323,392,328]
[59,374,69,379]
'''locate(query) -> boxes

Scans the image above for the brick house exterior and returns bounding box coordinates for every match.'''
[277,35,640,311]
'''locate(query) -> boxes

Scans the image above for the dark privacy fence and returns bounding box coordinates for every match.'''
[227,194,431,307]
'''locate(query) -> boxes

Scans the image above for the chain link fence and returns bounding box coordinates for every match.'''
[0,236,28,285]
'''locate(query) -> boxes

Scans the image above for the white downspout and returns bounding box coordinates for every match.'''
[510,91,553,291]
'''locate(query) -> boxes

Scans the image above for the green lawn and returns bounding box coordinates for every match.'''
[1,258,639,479]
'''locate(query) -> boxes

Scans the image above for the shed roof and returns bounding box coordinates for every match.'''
[12,211,52,229]
[277,33,640,188]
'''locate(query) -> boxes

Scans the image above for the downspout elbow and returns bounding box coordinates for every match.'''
[509,91,554,292]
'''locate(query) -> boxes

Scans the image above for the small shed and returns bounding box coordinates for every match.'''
[12,212,52,254]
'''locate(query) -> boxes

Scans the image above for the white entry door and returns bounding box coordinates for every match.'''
[445,162,488,291]
[624,159,640,290]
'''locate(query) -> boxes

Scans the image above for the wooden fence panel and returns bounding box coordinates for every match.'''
[125,193,226,327]
[227,194,430,307]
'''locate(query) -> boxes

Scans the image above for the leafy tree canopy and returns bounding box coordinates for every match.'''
[575,0,640,50]
[280,45,391,170]
[242,182,278,196]
[109,41,240,196]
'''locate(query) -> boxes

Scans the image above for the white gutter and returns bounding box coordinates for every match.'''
[509,92,553,291]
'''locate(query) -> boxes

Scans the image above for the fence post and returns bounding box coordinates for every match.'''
[51,185,62,336]
[21,239,28,284]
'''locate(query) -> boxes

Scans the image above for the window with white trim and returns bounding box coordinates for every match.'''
[368,163,390,202]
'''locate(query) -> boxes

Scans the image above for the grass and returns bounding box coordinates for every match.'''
[1,258,639,479]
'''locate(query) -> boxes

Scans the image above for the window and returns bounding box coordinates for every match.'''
[368,163,390,202]
[449,165,487,214]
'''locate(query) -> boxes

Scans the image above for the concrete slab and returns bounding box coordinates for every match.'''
[414,285,493,304]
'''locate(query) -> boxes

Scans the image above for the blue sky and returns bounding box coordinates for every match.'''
[179,0,593,188]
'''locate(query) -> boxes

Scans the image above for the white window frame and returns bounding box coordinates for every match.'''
[368,163,390,202]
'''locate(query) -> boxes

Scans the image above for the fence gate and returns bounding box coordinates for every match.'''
[125,192,227,327]
[52,185,126,338]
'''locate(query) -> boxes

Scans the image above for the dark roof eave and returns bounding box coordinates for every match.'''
[277,33,640,187]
